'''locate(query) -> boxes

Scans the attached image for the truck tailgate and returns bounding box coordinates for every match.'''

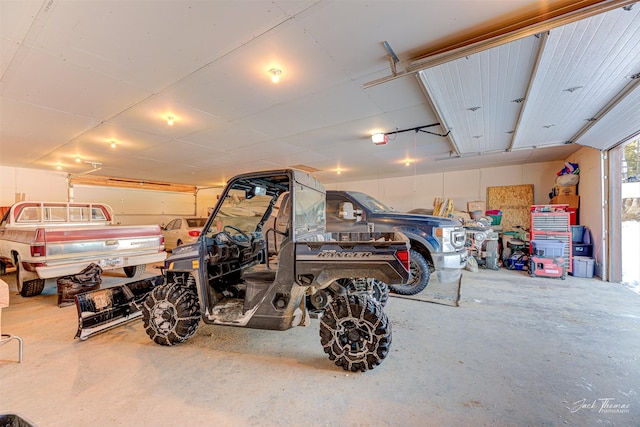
[32,225,165,276]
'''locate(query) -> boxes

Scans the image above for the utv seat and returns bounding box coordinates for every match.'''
[265,193,291,269]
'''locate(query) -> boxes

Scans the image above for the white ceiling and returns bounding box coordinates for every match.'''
[1,0,639,187]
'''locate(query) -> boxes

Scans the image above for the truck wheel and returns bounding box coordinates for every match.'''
[388,249,430,295]
[142,284,200,346]
[15,254,45,297]
[124,265,146,278]
[319,295,392,372]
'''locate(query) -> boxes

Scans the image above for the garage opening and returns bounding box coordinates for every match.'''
[620,138,640,294]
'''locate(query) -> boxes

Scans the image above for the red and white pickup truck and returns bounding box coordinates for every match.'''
[0,201,166,297]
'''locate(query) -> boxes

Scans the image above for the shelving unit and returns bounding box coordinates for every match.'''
[530,204,572,273]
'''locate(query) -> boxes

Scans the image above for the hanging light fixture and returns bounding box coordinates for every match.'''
[110,140,117,148]
[269,68,282,83]
[371,133,388,145]
[167,116,174,126]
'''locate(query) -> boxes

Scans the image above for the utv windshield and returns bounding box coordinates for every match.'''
[349,192,395,213]
[203,173,291,239]
[208,190,273,235]
[293,184,325,238]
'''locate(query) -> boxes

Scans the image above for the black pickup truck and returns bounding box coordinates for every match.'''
[75,169,410,372]
[325,190,467,294]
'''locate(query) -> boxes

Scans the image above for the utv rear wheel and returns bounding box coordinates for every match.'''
[389,249,430,295]
[124,264,145,278]
[142,284,200,346]
[320,295,392,372]
[15,254,45,297]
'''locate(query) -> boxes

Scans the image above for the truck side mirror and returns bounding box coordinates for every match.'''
[339,202,356,220]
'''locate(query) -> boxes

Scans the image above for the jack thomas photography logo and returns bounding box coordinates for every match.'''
[569,398,631,414]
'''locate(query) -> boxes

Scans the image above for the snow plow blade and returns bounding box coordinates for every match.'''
[74,275,164,340]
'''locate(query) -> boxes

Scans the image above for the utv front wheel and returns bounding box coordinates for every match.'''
[142,284,200,346]
[389,249,430,295]
[320,295,392,372]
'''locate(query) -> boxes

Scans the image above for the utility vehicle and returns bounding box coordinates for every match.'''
[76,169,410,371]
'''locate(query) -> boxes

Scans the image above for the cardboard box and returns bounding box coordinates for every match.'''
[467,201,485,213]
[551,195,580,209]
[554,185,577,196]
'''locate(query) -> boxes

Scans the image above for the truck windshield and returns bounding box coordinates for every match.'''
[349,192,395,213]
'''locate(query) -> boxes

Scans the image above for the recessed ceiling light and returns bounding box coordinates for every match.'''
[563,86,583,93]
[269,68,282,83]
[56,164,62,170]
[110,140,117,148]
[167,116,174,126]
[75,157,81,163]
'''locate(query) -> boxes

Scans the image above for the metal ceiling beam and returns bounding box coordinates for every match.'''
[363,0,636,89]
[507,31,550,152]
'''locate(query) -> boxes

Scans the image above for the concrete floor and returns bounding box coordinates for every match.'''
[1,266,638,427]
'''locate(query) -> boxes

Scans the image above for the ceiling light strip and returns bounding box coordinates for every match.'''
[363,0,635,89]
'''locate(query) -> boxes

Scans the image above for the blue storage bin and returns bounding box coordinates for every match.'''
[571,225,585,243]
[572,256,595,278]
[531,240,565,257]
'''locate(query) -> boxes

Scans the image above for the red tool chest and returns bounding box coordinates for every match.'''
[530,204,572,274]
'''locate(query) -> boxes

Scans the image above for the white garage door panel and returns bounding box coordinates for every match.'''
[72,185,195,219]
[574,83,640,151]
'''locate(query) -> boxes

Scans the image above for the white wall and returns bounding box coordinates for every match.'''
[0,166,68,205]
[72,185,197,226]
[2,159,602,263]
[1,165,230,226]
[195,187,225,218]
[567,146,603,276]
[325,161,566,212]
